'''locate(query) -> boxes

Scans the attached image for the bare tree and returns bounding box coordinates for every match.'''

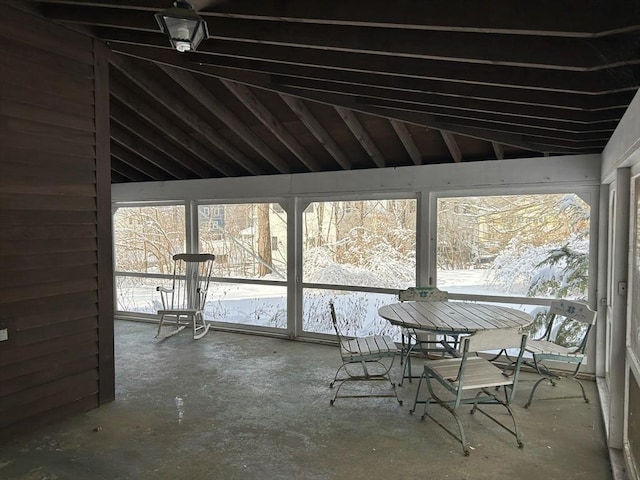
[257,203,273,276]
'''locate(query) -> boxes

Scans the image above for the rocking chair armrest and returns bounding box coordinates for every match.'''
[156,286,174,293]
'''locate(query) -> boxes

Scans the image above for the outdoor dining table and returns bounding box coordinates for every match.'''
[378,300,533,335]
[377,300,534,382]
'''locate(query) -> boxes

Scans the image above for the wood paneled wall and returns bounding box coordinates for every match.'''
[0,4,114,442]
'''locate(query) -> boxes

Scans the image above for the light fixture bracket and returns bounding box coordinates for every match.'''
[155,1,209,53]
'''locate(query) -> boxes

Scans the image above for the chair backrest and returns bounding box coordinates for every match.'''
[168,253,216,310]
[329,301,342,340]
[541,299,596,352]
[460,327,527,354]
[398,287,448,302]
[459,328,528,400]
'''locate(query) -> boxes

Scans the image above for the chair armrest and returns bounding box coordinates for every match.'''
[157,286,174,293]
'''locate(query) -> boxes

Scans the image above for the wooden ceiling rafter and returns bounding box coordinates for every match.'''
[389,120,422,166]
[279,94,353,170]
[440,131,462,163]
[158,65,293,174]
[111,99,212,179]
[110,77,235,177]
[220,79,321,172]
[111,121,193,179]
[334,106,385,168]
[110,54,263,176]
[26,0,640,183]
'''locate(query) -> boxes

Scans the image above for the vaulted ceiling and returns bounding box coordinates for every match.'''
[27,0,640,183]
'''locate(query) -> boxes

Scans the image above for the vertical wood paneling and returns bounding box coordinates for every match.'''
[94,39,115,404]
[0,5,113,442]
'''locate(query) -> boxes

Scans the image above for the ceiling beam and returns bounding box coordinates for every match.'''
[110,53,263,175]
[96,28,640,94]
[110,77,237,177]
[334,106,385,168]
[110,156,151,182]
[35,0,640,35]
[220,79,321,172]
[279,94,352,170]
[270,76,625,124]
[111,99,214,179]
[110,142,167,181]
[158,64,292,174]
[106,44,593,153]
[390,120,422,165]
[106,42,638,110]
[440,131,462,163]
[111,122,194,179]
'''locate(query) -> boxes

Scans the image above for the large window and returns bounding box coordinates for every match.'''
[198,202,287,328]
[436,193,590,300]
[113,204,185,314]
[302,199,416,336]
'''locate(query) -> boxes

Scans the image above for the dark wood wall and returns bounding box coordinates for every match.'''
[0,4,114,442]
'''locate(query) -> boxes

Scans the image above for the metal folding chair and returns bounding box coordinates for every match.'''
[523,299,597,408]
[156,253,215,340]
[410,327,528,455]
[328,301,402,406]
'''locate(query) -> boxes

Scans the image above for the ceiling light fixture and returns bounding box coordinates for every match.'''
[155,0,209,53]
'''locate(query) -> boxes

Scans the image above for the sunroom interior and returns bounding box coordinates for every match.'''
[1,1,640,479]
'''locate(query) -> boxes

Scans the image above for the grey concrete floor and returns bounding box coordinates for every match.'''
[1,320,612,480]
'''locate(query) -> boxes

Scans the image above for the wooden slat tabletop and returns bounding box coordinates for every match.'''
[378,301,532,334]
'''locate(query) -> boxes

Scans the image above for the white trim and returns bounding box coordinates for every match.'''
[113,154,601,202]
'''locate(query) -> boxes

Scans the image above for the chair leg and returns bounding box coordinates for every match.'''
[525,359,589,408]
[156,313,187,339]
[419,377,470,456]
[471,389,524,449]
[192,312,210,340]
[329,358,402,406]
[155,313,166,338]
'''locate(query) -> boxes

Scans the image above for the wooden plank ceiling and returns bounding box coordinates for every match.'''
[29,0,640,183]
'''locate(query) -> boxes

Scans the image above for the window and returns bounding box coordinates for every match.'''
[199,203,287,281]
[302,198,416,336]
[113,204,185,313]
[436,193,590,299]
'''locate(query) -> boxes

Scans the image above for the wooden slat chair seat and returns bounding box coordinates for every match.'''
[410,328,528,456]
[340,336,397,362]
[524,340,585,359]
[156,253,215,340]
[397,287,455,385]
[523,299,596,408]
[329,302,402,406]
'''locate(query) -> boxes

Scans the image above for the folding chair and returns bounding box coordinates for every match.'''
[156,253,215,340]
[410,327,528,455]
[329,301,402,406]
[397,287,457,385]
[523,299,597,408]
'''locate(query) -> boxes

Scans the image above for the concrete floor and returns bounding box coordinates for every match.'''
[1,320,613,480]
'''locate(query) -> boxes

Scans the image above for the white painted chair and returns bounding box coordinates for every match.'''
[410,327,528,455]
[156,253,215,340]
[523,299,597,408]
[328,301,402,406]
[397,287,455,385]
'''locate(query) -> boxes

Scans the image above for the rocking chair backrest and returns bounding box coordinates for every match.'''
[168,253,216,311]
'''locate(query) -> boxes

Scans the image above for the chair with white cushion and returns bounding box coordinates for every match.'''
[410,327,528,455]
[329,301,402,406]
[523,299,597,408]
